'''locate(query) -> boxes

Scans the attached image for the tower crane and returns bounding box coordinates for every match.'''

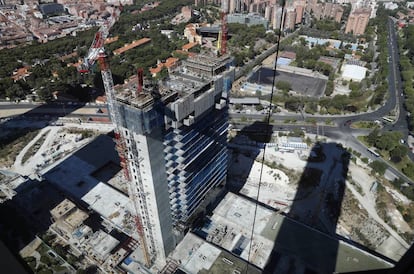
[79,8,152,267]
[78,7,121,73]
[217,11,227,55]
[97,50,152,268]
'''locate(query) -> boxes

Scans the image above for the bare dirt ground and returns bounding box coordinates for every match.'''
[0,122,114,200]
[228,131,411,261]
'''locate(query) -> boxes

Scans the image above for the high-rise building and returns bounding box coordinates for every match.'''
[345,8,371,35]
[195,0,222,6]
[307,1,344,23]
[273,6,285,30]
[284,7,297,30]
[229,0,243,13]
[110,54,235,268]
[294,5,304,24]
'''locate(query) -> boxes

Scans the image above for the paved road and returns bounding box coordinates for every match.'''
[0,18,411,183]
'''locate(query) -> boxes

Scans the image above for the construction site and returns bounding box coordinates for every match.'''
[0,108,410,273]
[0,3,413,274]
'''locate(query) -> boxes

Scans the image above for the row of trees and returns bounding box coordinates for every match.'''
[370,6,390,107]
[399,24,414,131]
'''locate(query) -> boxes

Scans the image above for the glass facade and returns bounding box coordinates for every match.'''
[164,107,228,223]
[112,59,234,265]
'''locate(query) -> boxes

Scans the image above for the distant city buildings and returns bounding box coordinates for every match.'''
[308,0,344,23]
[345,8,371,35]
[0,0,123,48]
[227,13,269,29]
[215,0,346,31]
[384,2,398,10]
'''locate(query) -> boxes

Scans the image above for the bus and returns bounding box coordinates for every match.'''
[367,147,380,157]
[382,117,394,123]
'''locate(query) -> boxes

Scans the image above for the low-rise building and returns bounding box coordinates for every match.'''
[50,199,89,241]
[278,136,308,151]
[113,38,151,55]
[341,64,367,82]
[184,23,203,44]
[149,57,179,77]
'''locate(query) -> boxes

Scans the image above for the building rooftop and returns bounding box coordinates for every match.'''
[87,230,120,261]
[341,64,367,82]
[104,36,119,44]
[50,198,76,220]
[195,192,393,273]
[182,42,198,51]
[114,53,232,111]
[149,57,179,75]
[113,37,151,55]
[81,182,135,231]
[170,233,262,274]
[172,233,221,273]
[229,97,260,105]
[280,51,296,60]
[64,208,89,228]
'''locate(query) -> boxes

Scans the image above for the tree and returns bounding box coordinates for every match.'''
[233,52,245,67]
[156,67,169,80]
[390,145,408,162]
[349,81,361,92]
[284,97,303,111]
[53,243,68,258]
[330,95,349,111]
[305,101,318,114]
[375,132,402,151]
[276,81,291,92]
[255,104,264,111]
[235,104,243,110]
[6,83,25,100]
[265,32,277,43]
[369,160,387,175]
[367,129,379,146]
[40,255,53,266]
[403,162,414,179]
[325,80,334,96]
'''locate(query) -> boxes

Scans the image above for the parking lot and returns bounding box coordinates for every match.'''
[248,67,327,98]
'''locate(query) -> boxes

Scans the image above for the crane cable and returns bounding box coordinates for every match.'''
[244,0,286,272]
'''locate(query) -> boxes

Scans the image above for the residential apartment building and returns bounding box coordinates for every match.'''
[345,8,371,35]
[284,7,297,30]
[310,2,344,23]
[227,13,269,29]
[109,53,235,267]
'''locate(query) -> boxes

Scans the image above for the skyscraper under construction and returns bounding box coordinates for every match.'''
[106,53,235,268]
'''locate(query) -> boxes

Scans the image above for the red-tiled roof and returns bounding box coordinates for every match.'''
[149,57,179,75]
[182,42,198,51]
[113,38,151,55]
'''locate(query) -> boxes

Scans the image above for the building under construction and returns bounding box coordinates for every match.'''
[108,53,235,268]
